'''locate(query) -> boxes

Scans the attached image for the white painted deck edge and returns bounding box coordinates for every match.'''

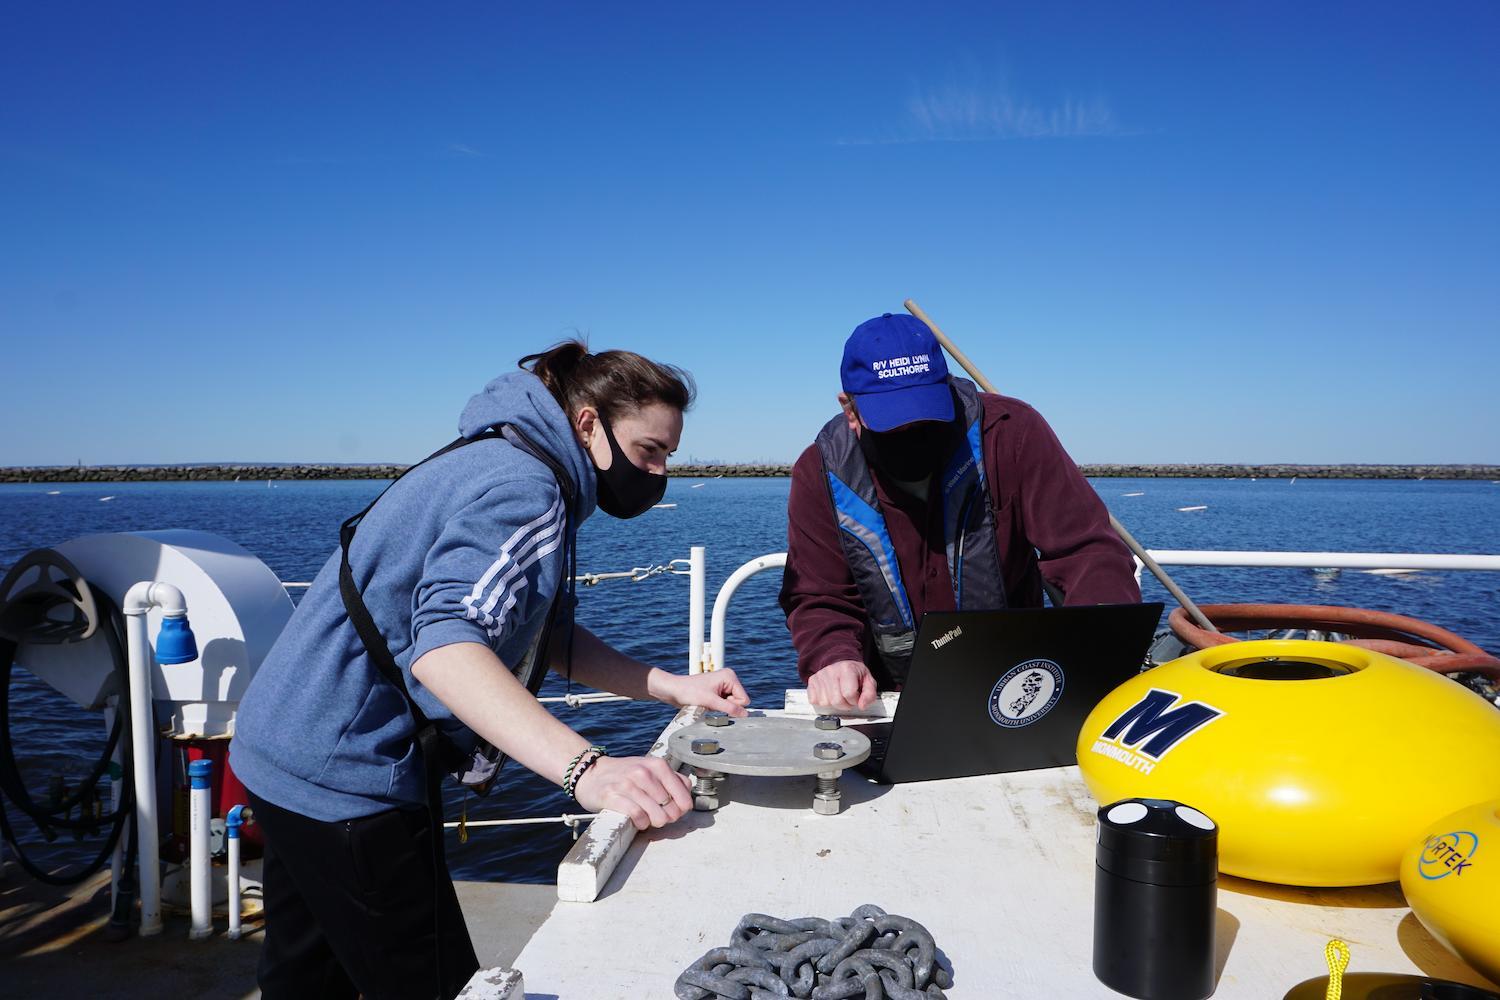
[780,688,900,719]
[456,967,524,999]
[554,705,700,903]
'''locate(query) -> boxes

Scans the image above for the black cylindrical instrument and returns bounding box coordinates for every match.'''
[1094,798,1219,999]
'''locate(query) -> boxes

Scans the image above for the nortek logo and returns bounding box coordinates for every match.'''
[1418,831,1480,881]
[1088,689,1224,775]
[931,626,963,650]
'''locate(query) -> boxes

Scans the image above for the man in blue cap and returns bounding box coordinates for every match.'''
[779,313,1140,710]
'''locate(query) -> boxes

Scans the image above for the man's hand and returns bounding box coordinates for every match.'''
[649,668,751,717]
[573,754,693,830]
[807,659,877,712]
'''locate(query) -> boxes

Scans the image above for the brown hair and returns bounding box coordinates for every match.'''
[519,339,695,423]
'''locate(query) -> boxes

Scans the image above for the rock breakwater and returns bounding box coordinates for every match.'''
[3,463,1497,483]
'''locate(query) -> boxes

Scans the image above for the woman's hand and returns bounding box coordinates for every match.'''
[648,668,751,717]
[572,754,693,830]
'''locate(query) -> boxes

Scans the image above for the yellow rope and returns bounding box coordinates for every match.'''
[1324,939,1351,1000]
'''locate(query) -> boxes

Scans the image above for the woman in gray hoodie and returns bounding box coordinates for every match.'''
[231,341,749,999]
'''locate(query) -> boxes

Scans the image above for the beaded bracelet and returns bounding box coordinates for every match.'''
[562,744,607,799]
[561,746,591,794]
[566,748,607,800]
[564,746,606,799]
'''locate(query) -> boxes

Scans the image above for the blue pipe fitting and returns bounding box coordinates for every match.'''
[226,803,252,839]
[188,759,212,790]
[155,615,199,665]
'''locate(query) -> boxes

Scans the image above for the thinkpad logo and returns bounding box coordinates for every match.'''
[931,626,963,650]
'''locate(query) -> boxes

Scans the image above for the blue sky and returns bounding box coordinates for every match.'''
[3,3,1496,465]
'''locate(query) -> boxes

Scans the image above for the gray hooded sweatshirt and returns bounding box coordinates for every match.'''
[230,372,597,821]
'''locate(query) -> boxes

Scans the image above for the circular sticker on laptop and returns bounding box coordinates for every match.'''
[988,659,1065,728]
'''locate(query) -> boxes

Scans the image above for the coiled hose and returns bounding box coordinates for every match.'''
[0,581,135,888]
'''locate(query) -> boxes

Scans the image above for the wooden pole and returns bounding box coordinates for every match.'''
[902,298,1219,633]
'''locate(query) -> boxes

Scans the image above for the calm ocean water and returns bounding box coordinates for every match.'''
[2,476,1497,883]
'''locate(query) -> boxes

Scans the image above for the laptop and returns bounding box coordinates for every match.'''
[857,602,1163,783]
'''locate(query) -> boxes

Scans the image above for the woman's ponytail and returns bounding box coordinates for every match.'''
[520,340,591,411]
[519,338,695,422]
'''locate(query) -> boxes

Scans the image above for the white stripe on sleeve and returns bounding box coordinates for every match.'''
[476,512,564,619]
[461,494,563,628]
[484,533,566,638]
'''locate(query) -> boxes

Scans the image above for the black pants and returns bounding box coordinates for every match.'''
[249,791,480,1000]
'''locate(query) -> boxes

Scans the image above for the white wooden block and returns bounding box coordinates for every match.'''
[781,688,900,720]
[456,967,525,999]
[555,706,699,903]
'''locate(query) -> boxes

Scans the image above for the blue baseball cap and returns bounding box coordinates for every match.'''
[840,313,954,431]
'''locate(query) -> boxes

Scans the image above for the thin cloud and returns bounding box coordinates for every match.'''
[840,79,1133,145]
[448,143,487,157]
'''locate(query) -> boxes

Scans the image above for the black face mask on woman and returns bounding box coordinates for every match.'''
[592,413,668,519]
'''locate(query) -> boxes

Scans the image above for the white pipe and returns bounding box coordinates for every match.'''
[225,804,250,940]
[125,580,188,618]
[121,579,189,937]
[708,553,787,672]
[188,760,212,940]
[123,604,163,935]
[226,830,241,940]
[688,546,706,674]
[1144,550,1500,571]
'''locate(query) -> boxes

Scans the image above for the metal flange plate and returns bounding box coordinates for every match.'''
[669,715,870,775]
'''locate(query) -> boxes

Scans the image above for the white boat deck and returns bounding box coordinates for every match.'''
[508,712,1495,999]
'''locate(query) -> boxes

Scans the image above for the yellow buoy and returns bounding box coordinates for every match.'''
[1076,640,1500,886]
[1400,798,1500,988]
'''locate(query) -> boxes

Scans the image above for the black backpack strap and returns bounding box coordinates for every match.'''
[336,425,579,782]
[337,431,502,778]
[497,425,579,686]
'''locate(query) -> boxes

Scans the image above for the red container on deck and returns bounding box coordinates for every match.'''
[165,737,262,861]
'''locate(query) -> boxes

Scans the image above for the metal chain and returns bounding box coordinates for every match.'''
[675,904,953,999]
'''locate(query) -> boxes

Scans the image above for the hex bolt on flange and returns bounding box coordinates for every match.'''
[668,716,870,817]
[813,772,843,816]
[692,766,723,812]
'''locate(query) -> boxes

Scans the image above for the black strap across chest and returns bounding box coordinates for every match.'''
[336,425,576,790]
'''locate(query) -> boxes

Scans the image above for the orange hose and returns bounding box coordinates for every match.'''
[1167,604,1500,681]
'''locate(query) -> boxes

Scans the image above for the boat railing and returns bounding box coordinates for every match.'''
[277,545,1499,839]
[701,549,1500,672]
[284,544,1500,679]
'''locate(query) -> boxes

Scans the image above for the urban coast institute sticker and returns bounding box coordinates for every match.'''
[988,659,1065,728]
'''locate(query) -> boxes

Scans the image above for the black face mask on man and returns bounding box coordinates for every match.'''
[591,413,668,519]
[859,417,963,504]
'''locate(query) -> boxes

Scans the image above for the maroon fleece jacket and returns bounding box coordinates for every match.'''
[778,392,1140,686]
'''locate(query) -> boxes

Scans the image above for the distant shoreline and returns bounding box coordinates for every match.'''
[3,463,1498,483]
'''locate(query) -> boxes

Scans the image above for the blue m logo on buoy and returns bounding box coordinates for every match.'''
[1100,689,1224,760]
